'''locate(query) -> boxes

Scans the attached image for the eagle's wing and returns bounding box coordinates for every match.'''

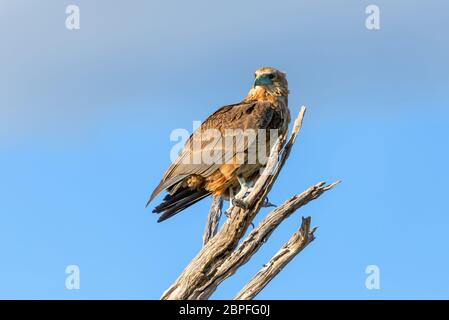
[147,100,275,204]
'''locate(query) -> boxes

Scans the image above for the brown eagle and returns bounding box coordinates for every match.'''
[147,67,290,222]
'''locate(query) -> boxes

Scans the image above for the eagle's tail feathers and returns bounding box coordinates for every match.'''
[153,188,210,222]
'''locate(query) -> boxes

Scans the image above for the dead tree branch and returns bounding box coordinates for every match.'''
[235,216,315,300]
[192,181,339,299]
[215,181,339,293]
[203,196,223,246]
[161,106,339,300]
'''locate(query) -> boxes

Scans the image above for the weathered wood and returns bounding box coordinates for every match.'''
[193,181,339,299]
[160,106,339,300]
[203,196,223,246]
[235,216,315,300]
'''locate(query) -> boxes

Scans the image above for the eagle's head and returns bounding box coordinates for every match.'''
[250,67,289,98]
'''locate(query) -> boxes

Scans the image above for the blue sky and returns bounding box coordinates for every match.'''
[0,0,448,299]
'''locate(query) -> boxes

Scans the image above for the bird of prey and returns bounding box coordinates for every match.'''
[147,67,290,222]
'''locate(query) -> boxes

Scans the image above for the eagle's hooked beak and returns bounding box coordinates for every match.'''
[253,74,273,88]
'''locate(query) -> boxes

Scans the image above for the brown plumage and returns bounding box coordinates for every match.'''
[147,67,290,222]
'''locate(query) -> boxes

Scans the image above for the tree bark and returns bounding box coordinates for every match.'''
[235,216,315,300]
[203,196,223,246]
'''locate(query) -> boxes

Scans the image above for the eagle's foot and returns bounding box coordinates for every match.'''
[232,192,251,209]
[232,198,249,209]
[224,176,253,213]
[224,208,232,218]
[236,176,253,194]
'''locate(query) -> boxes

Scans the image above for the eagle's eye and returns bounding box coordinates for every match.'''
[268,73,276,80]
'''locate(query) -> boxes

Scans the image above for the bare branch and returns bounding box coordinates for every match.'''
[160,106,339,300]
[235,217,316,300]
[203,196,223,246]
[191,181,339,298]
